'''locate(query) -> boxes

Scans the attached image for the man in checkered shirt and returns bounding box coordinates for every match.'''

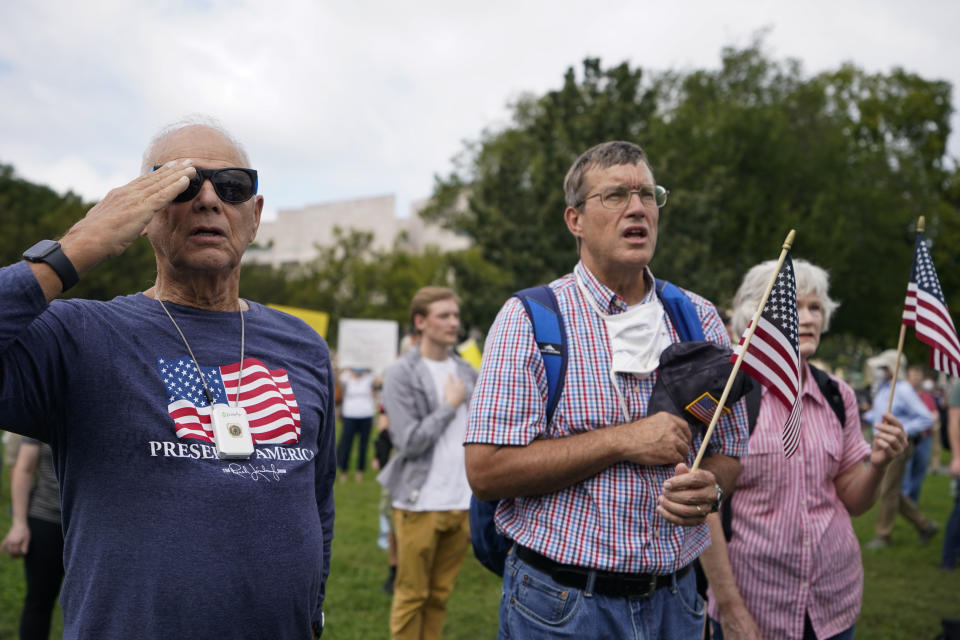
[465,141,749,639]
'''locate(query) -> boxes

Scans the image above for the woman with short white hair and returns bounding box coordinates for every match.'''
[699,259,908,640]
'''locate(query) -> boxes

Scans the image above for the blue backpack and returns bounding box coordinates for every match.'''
[468,279,704,576]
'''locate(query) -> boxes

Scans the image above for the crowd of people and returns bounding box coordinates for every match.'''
[1,121,958,640]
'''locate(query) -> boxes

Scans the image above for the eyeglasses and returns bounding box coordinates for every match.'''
[152,165,258,204]
[579,184,669,210]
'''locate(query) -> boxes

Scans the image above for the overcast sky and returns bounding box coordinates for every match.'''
[2,0,958,221]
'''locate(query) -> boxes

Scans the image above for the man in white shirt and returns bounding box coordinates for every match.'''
[378,286,477,640]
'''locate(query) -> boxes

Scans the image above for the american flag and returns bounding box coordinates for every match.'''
[157,356,301,445]
[901,232,960,376]
[685,392,730,426]
[731,255,803,457]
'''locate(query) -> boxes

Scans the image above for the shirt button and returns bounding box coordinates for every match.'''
[803,540,810,547]
[800,582,808,590]
[800,498,807,506]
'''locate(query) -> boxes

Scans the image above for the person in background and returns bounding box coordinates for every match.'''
[901,365,938,502]
[699,259,907,640]
[375,333,420,596]
[2,431,23,490]
[929,377,949,474]
[942,380,960,571]
[2,439,64,640]
[337,367,380,483]
[863,350,939,550]
[378,287,476,640]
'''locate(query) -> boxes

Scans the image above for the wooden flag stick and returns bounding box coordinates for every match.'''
[691,229,796,471]
[885,326,907,414]
[885,215,925,414]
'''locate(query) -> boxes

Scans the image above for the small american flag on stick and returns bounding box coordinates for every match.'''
[157,356,302,445]
[731,254,803,457]
[901,230,960,377]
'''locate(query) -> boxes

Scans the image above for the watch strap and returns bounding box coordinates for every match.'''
[710,483,723,513]
[23,240,79,292]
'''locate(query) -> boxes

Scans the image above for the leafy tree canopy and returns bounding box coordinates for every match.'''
[422,38,960,365]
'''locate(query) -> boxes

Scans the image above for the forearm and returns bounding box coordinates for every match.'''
[22,161,196,303]
[381,369,455,456]
[699,514,747,612]
[465,427,626,500]
[838,416,908,514]
[9,465,34,525]
[387,405,455,456]
[835,460,886,516]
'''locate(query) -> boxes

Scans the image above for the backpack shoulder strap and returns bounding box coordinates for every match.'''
[808,363,848,429]
[514,285,568,425]
[655,278,705,342]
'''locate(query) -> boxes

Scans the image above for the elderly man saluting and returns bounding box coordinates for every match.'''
[465,140,749,639]
[0,118,335,640]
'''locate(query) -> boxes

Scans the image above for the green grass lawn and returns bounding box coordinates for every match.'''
[1,464,958,639]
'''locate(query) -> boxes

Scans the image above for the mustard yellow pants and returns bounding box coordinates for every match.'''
[389,509,470,640]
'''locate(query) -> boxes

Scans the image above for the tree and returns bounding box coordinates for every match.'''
[422,41,959,362]
[422,59,658,292]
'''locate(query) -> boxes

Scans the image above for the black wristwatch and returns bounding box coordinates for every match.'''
[23,240,79,292]
[312,610,324,638]
[710,483,724,513]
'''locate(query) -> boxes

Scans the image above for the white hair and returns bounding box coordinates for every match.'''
[140,114,250,174]
[730,258,840,336]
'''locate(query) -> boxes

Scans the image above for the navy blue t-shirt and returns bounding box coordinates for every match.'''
[0,262,336,639]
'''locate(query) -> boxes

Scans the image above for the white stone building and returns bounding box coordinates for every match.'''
[243,194,470,269]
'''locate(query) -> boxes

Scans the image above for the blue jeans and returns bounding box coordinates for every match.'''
[710,614,854,640]
[902,434,932,502]
[942,484,960,570]
[336,416,373,472]
[498,550,704,640]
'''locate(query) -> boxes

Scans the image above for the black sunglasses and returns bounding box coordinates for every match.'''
[152,165,258,204]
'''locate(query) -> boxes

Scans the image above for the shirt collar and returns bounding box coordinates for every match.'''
[574,261,656,314]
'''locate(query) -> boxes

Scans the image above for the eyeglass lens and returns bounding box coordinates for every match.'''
[600,185,667,209]
[172,168,257,204]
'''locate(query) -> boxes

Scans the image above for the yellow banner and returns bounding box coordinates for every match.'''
[268,304,330,339]
[457,338,482,370]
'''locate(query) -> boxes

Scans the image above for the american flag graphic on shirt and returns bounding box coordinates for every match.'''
[901,231,960,377]
[157,356,301,444]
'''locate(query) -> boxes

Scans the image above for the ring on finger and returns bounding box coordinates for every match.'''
[696,504,703,515]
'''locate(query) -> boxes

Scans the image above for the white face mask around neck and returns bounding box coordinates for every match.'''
[576,273,673,421]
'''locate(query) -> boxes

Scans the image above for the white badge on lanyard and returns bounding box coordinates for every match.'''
[211,403,255,459]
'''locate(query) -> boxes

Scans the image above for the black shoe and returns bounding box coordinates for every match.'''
[382,566,396,595]
[919,522,940,545]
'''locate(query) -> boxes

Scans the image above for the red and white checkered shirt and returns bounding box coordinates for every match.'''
[706,365,871,639]
[466,262,749,573]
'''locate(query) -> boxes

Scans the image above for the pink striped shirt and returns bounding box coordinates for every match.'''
[466,263,749,573]
[707,364,871,639]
